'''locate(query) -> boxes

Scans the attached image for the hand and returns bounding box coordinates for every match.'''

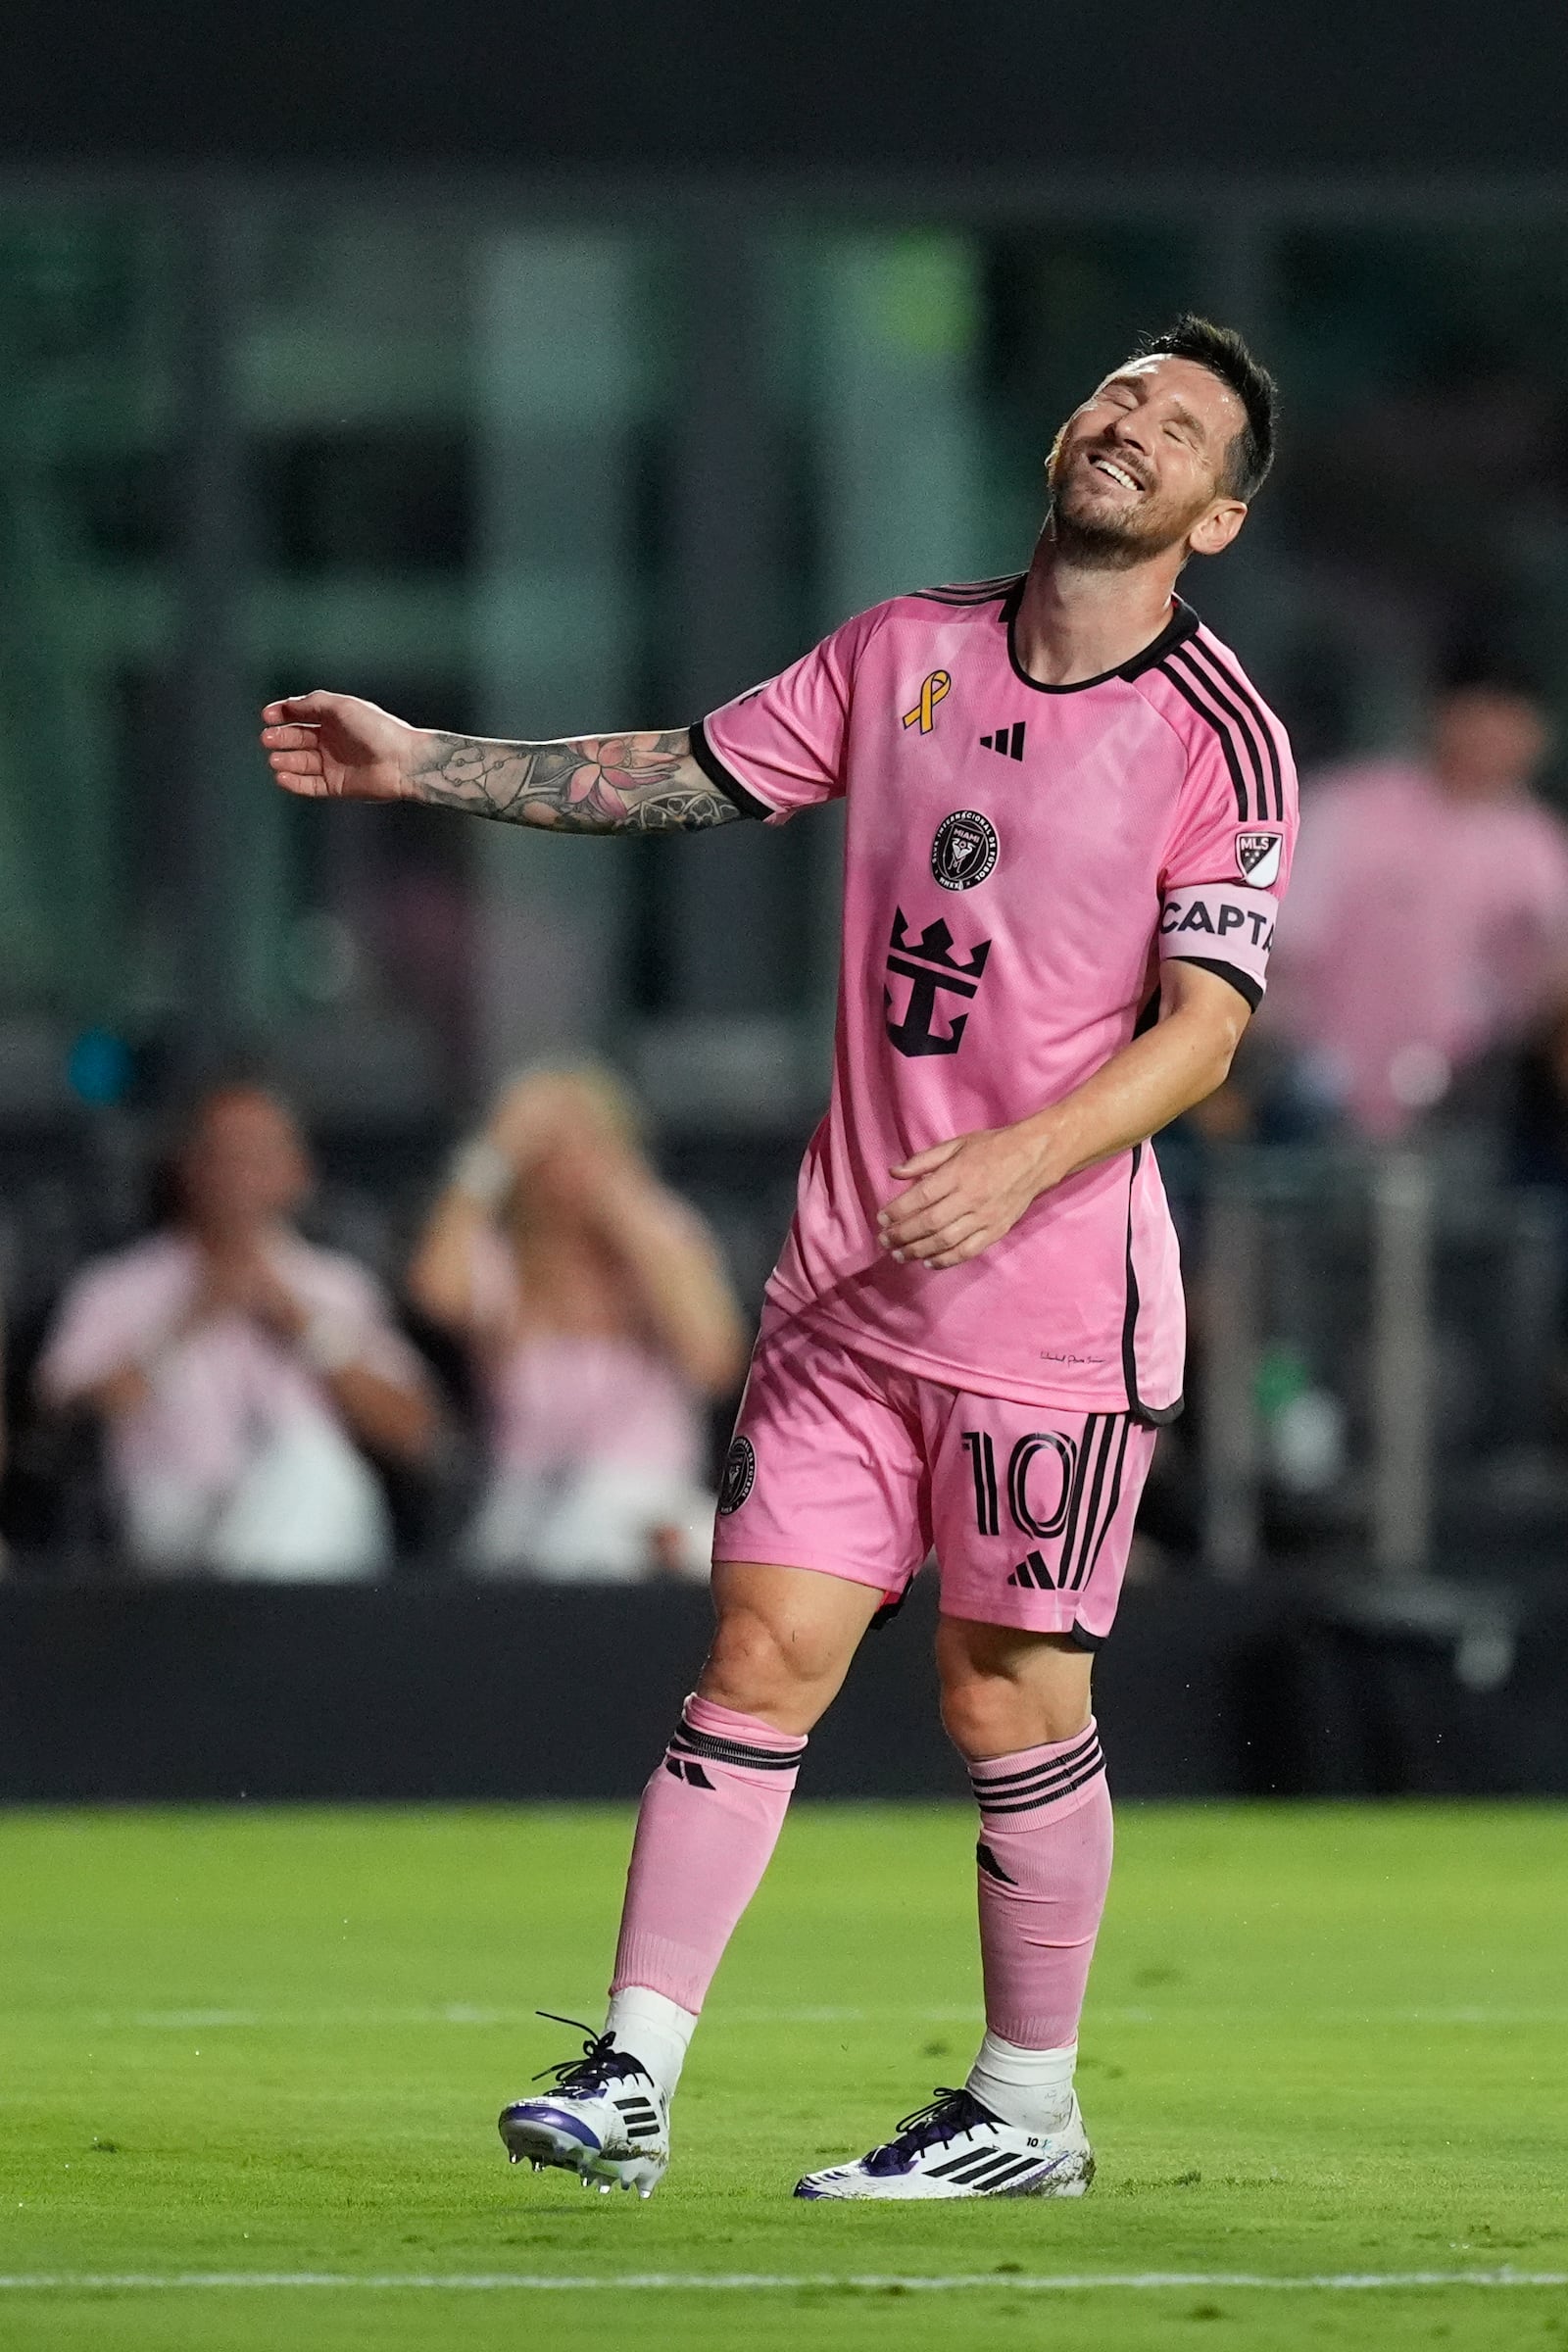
[483,1075,572,1172]
[240,1253,312,1343]
[878,1124,1055,1269]
[260,692,424,804]
[189,1248,308,1342]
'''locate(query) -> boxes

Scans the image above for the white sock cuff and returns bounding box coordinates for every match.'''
[971,2029,1076,2082]
[965,2031,1077,2132]
[605,1984,698,2100]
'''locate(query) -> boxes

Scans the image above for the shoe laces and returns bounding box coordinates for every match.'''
[863,2086,996,2176]
[530,2012,654,2098]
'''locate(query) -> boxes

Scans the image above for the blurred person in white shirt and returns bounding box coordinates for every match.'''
[38,1082,437,1578]
[409,1066,746,1582]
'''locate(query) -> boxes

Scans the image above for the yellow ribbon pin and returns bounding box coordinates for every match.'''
[902,670,951,734]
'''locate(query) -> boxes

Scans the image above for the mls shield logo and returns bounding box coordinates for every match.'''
[1235,829,1283,888]
[717,1435,756,1515]
[932,809,1000,892]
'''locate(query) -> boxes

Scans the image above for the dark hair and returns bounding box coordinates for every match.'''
[1131,315,1278,501]
[1436,638,1544,705]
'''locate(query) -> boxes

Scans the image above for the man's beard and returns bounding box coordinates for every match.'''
[1048,459,1194,571]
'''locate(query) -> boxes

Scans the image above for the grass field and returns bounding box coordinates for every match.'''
[2,1802,1566,2351]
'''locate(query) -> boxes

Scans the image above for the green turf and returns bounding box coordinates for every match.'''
[2,1803,1566,2351]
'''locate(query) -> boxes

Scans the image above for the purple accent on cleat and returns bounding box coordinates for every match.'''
[860,2086,997,2175]
[503,2102,601,2150]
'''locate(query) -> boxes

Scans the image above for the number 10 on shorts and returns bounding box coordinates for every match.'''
[960,1428,1080,1542]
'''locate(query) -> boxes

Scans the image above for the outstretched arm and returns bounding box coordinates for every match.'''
[260,693,741,835]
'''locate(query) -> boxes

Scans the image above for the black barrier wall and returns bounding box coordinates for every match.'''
[4,1577,1566,1802]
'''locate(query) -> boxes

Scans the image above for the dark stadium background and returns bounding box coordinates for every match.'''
[4,0,1568,1802]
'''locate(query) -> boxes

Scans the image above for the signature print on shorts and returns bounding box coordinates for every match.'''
[932,809,1000,892]
[717,1435,757,1515]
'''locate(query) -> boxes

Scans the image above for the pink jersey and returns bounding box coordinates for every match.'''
[1267,758,1568,1140]
[693,576,1298,1416]
[465,1226,708,1482]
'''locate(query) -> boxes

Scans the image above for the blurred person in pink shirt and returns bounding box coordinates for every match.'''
[38,1082,438,1577]
[408,1066,746,1581]
[1269,659,1568,1140]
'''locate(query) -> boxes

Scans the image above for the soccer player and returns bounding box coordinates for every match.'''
[262,315,1296,2201]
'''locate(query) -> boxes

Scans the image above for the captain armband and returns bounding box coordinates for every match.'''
[1156,880,1278,1012]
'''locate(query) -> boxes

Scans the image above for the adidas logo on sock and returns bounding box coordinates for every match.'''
[979,721,1025,760]
[663,1756,714,1788]
[975,1839,1017,1886]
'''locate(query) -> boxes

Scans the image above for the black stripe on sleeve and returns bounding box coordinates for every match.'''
[1169,645,1270,827]
[688,718,772,822]
[1154,662,1250,819]
[1184,637,1286,822]
[1164,955,1263,1012]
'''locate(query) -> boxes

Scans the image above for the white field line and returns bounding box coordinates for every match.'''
[45,2003,1568,2033]
[0,2270,1564,2294]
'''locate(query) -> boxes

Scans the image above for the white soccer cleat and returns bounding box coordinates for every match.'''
[794,2086,1094,2200]
[498,2018,669,2199]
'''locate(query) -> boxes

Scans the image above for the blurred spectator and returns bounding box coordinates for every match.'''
[408,1065,746,1582]
[1511,997,1568,1192]
[1268,660,1568,1140]
[36,1083,437,1578]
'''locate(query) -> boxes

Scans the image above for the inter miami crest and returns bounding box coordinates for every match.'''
[717,1435,756,1515]
[1235,830,1283,888]
[931,809,1000,892]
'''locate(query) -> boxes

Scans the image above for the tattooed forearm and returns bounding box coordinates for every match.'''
[405,728,741,834]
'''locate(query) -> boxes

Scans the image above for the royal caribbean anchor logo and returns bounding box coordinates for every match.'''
[884,908,992,1058]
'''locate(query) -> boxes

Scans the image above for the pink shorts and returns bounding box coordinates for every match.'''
[710,1306,1158,1644]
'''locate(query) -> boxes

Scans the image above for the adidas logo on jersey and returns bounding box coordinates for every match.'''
[979,721,1026,760]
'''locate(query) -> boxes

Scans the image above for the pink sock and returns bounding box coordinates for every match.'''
[610,1694,807,2015]
[968,1720,1113,2048]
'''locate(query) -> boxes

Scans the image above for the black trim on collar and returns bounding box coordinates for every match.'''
[913,573,1025,607]
[689,718,771,822]
[1001,581,1200,696]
